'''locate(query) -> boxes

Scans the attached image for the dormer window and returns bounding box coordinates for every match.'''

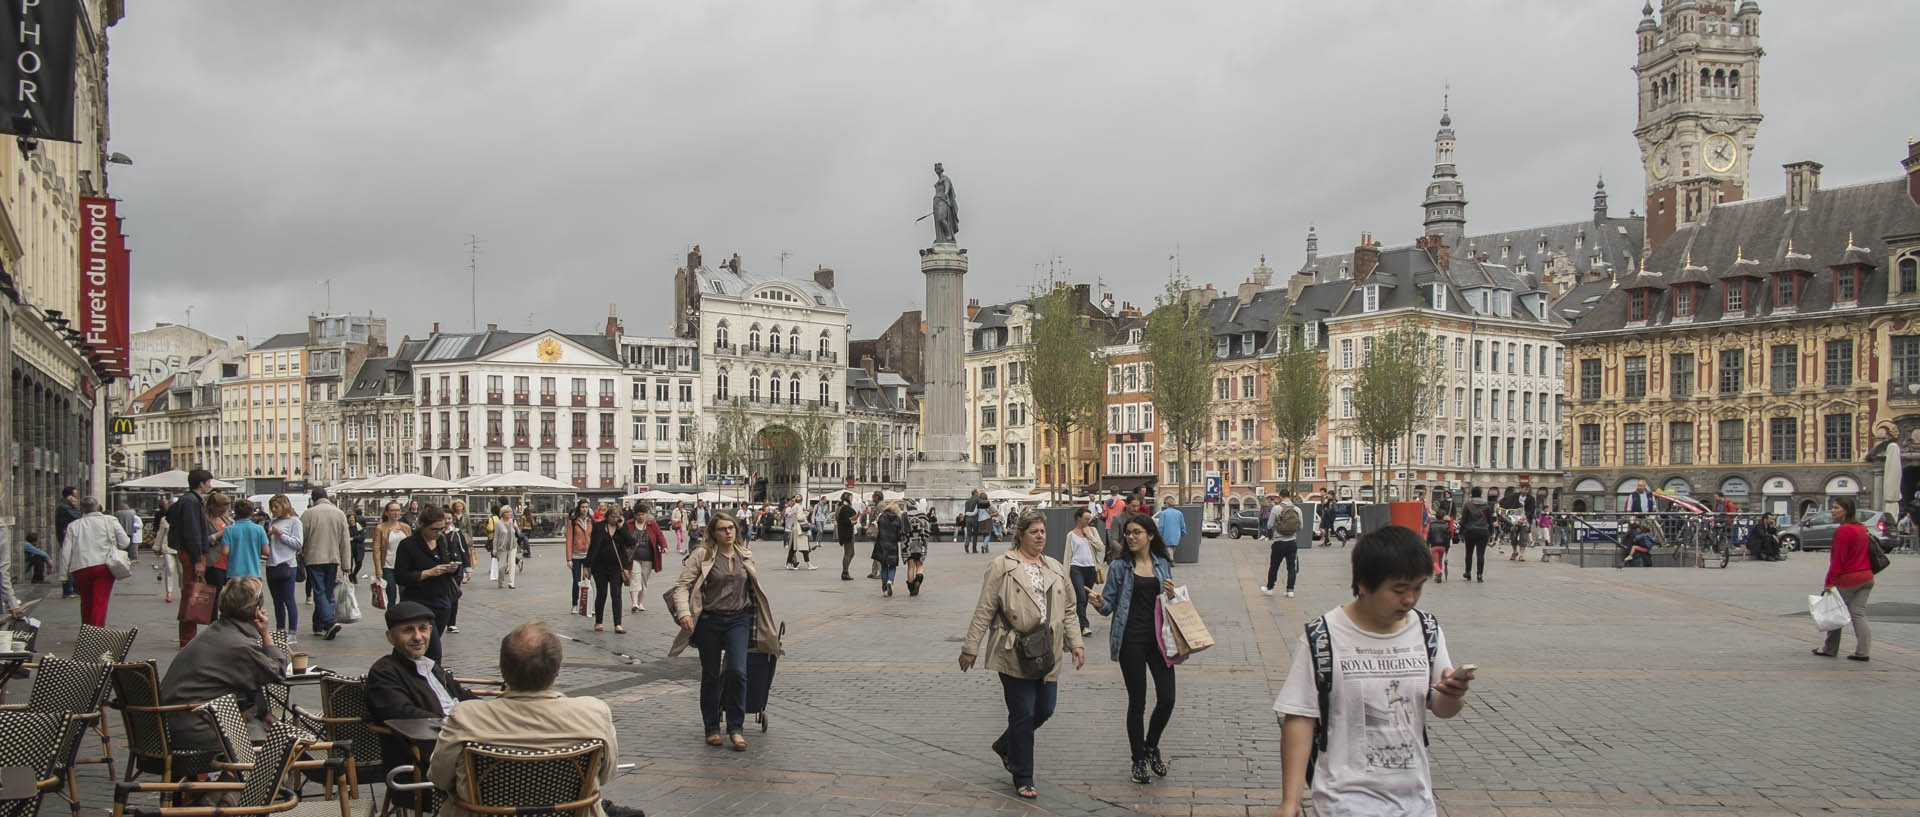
[1215,337,1229,358]
[1127,328,1141,344]
[1774,274,1798,308]
[1834,269,1858,303]
[1900,257,1918,294]
[1429,284,1447,311]
[1627,291,1649,322]
[1241,332,1255,352]
[1673,285,1693,317]
[1304,321,1319,347]
[1362,286,1380,312]
[1725,281,1745,312]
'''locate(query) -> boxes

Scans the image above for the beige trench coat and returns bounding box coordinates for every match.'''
[665,546,784,658]
[962,550,1084,681]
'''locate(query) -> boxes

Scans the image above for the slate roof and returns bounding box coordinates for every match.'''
[694,264,845,309]
[1300,215,1645,287]
[845,367,914,414]
[1315,245,1567,329]
[342,356,413,400]
[1566,178,1920,336]
[406,330,620,365]
[249,331,307,352]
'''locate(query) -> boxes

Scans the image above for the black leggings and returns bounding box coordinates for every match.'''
[1118,636,1176,762]
[593,575,624,625]
[1461,533,1489,578]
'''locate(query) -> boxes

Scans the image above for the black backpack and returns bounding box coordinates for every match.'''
[1304,609,1440,782]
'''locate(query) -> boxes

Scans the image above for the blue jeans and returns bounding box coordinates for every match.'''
[880,563,897,584]
[308,564,338,631]
[266,565,299,633]
[1069,565,1097,630]
[993,674,1057,788]
[693,611,752,734]
[381,568,398,606]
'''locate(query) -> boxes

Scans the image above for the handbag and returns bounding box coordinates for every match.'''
[105,547,134,580]
[184,581,217,625]
[1868,538,1890,574]
[997,606,1056,678]
[1161,585,1215,654]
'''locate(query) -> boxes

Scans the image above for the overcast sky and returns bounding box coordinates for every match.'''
[109,1,1920,345]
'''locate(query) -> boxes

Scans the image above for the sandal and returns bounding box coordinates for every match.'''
[614,626,627,634]
[1811,648,1836,657]
[1015,786,1037,799]
[729,733,748,751]
[706,733,723,746]
[1847,654,1870,662]
[593,625,604,632]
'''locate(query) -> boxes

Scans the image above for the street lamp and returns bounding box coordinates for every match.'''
[106,152,132,165]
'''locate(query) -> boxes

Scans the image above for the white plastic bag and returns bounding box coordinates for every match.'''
[488,559,500,582]
[1809,588,1851,632]
[336,580,362,624]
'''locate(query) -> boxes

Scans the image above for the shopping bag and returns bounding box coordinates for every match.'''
[184,581,217,625]
[1154,595,1187,667]
[336,581,361,624]
[488,559,500,582]
[1161,585,1215,654]
[577,578,592,617]
[371,581,387,610]
[1809,588,1851,632]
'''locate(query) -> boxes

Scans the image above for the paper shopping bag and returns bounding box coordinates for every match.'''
[1162,585,1215,654]
[184,581,217,625]
[371,581,386,610]
[1155,595,1188,666]
[577,578,592,617]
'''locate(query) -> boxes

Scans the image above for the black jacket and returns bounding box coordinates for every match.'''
[167,491,210,562]
[585,524,632,581]
[393,533,457,607]
[836,504,856,545]
[871,511,902,567]
[364,649,475,776]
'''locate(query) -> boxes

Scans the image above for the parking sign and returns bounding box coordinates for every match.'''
[1204,475,1223,503]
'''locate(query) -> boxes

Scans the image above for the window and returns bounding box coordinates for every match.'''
[572,453,587,480]
[1774,274,1797,308]
[1453,338,1465,370]
[818,377,831,405]
[1674,285,1693,316]
[1622,422,1647,466]
[1522,344,1532,375]
[1506,343,1516,374]
[715,370,729,400]
[1768,417,1797,463]
[487,411,502,439]
[1719,349,1743,394]
[1624,356,1647,399]
[1824,413,1853,461]
[1473,388,1483,420]
[487,375,502,395]
[570,412,587,441]
[980,405,997,429]
[1539,346,1548,377]
[571,378,586,400]
[1239,459,1255,484]
[1240,374,1254,398]
[1896,336,1920,391]
[1473,340,1484,371]
[1340,339,1354,369]
[1453,388,1464,418]
[1338,436,1353,466]
[1413,435,1426,465]
[980,366,998,389]
[600,379,614,402]
[1670,353,1694,398]
[1580,359,1601,400]
[1717,419,1744,464]
[1901,257,1918,293]
[1215,377,1229,400]
[1825,339,1853,388]
[1627,291,1647,322]
[1490,343,1501,373]
[1241,418,1255,442]
[789,377,801,404]
[1726,280,1744,312]
[1301,456,1317,479]
[1521,391,1533,422]
[514,376,529,399]
[540,453,557,478]
[1216,419,1230,442]
[1835,270,1857,303]
[1769,344,1797,392]
[1362,286,1379,312]
[749,325,761,350]
[1669,421,1694,465]
[748,373,761,402]
[1505,390,1516,422]
[1452,436,1464,467]
[1340,388,1354,419]
[540,377,556,399]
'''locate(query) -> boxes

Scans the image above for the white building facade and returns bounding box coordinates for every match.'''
[964,300,1037,493]
[618,334,701,491]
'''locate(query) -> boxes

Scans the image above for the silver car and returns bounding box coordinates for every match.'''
[1779,509,1886,552]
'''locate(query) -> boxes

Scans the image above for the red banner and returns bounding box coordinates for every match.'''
[79,196,129,376]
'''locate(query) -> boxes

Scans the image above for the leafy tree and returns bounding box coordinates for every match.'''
[1142,276,1215,504]
[1023,282,1106,501]
[852,421,888,483]
[796,404,835,497]
[1264,321,1329,493]
[1350,324,1439,501]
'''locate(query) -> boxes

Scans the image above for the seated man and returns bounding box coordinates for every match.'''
[159,576,286,752]
[427,620,621,817]
[365,601,476,786]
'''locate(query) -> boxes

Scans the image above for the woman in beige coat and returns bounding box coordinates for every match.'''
[960,509,1085,800]
[666,510,783,751]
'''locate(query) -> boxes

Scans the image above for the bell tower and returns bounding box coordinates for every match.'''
[1421,96,1467,250]
[1634,0,1764,250]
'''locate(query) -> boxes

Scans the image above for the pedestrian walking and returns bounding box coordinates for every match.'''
[784,497,813,570]
[1155,501,1186,557]
[1458,487,1492,582]
[114,502,142,560]
[55,486,80,599]
[566,500,593,609]
[392,504,459,664]
[587,506,633,634]
[60,497,129,627]
[1812,497,1874,661]
[202,492,235,610]
[298,487,349,640]
[666,510,784,751]
[168,469,215,645]
[1067,508,1102,638]
[373,501,411,608]
[837,492,858,580]
[959,509,1085,800]
[965,490,993,554]
[873,501,904,596]
[265,495,304,637]
[443,501,473,634]
[222,498,266,583]
[490,505,521,588]
[1621,521,1657,567]
[902,500,932,596]
[1087,513,1178,784]
[1427,512,1452,582]
[1273,526,1473,817]
[628,502,666,611]
[865,490,887,579]
[151,498,175,603]
[1262,488,1303,597]
[348,504,367,582]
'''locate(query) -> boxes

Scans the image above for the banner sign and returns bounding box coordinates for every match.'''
[79,196,129,376]
[2,0,78,142]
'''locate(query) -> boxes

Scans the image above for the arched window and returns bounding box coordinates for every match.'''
[1700,67,1711,91]
[716,370,729,400]
[1900,257,1918,293]
[789,329,801,355]
[769,326,782,353]
[819,375,831,406]
[749,324,762,351]
[767,370,781,404]
[818,330,831,358]
[1729,69,1741,98]
[789,377,801,404]
[749,372,761,402]
[715,321,729,348]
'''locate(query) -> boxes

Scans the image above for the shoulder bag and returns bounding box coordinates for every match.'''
[997,603,1056,678]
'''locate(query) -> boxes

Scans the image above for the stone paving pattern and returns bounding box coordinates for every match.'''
[14,532,1916,816]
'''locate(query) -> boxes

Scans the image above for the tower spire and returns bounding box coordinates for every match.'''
[1422,91,1467,249]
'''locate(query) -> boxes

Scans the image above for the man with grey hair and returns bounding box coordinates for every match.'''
[61,498,131,627]
[113,502,142,560]
[428,621,626,817]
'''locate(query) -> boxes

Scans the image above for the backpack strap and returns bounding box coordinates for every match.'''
[1416,609,1440,747]
[1304,614,1334,784]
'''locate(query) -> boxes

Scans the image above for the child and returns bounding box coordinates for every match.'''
[1273,526,1473,817]
[1426,513,1452,583]
[1621,522,1657,568]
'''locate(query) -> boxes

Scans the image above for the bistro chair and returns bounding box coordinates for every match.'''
[0,655,112,811]
[387,739,605,817]
[112,720,333,817]
[0,711,80,817]
[108,662,219,791]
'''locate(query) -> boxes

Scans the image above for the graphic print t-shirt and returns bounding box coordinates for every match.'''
[1274,606,1453,817]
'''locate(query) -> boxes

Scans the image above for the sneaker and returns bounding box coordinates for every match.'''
[325,624,343,641]
[447,625,459,633]
[1130,760,1151,784]
[1259,586,1273,596]
[1284,590,1295,598]
[807,564,818,570]
[1146,747,1169,777]
[1081,627,1093,637]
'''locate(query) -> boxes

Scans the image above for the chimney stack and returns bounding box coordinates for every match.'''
[1784,161,1823,209]
[431,321,440,334]
[1353,232,1381,281]
[861,355,877,378]
[812,265,835,290]
[1427,233,1451,271]
[1237,280,1261,305]
[687,244,703,272]
[486,323,497,333]
[1287,269,1313,302]
[1904,138,1920,206]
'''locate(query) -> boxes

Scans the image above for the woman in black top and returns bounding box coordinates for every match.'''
[586,506,634,633]
[836,492,858,580]
[871,502,904,597]
[1087,514,1178,784]
[392,504,459,664]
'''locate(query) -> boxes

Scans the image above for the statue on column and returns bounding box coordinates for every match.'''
[931,162,959,244]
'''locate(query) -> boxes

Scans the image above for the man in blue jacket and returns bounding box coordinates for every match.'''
[1155,501,1186,553]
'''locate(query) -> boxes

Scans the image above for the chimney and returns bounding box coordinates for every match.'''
[1352,233,1381,281]
[1287,269,1313,302]
[1237,280,1261,305]
[431,321,440,334]
[687,244,702,272]
[1784,161,1823,209]
[1904,138,1920,206]
[1427,233,1451,271]
[861,355,877,378]
[486,323,497,333]
[812,265,835,290]
[604,314,621,340]
[966,298,980,320]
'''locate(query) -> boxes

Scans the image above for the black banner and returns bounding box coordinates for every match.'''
[2,0,77,142]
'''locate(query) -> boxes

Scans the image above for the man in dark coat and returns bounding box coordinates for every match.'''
[167,470,215,646]
[366,600,475,789]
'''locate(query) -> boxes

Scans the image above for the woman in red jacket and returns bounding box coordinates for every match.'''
[1813,497,1873,661]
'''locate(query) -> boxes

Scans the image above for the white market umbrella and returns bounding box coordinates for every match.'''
[624,490,693,503]
[116,469,239,491]
[1883,441,1903,516]
[352,473,471,493]
[696,490,728,503]
[463,470,575,491]
[987,489,1037,502]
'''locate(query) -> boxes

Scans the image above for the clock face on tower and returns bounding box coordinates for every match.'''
[536,338,562,362]
[1650,142,1673,180]
[1703,134,1737,173]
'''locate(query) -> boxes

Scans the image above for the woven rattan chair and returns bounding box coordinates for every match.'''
[192,695,357,810]
[313,676,390,806]
[108,662,219,789]
[111,721,345,817]
[386,739,604,817]
[0,711,80,817]
[0,655,112,810]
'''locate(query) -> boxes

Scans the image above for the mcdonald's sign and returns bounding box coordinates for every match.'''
[110,416,135,436]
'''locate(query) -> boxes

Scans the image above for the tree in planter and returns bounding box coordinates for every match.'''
[706,399,757,503]
[1023,282,1106,502]
[1349,324,1439,502]
[1143,276,1215,504]
[1263,320,1329,494]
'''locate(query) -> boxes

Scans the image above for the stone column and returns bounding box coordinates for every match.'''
[906,243,981,518]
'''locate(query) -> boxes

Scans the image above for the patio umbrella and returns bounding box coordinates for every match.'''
[116,469,239,491]
[463,470,575,491]
[351,473,471,493]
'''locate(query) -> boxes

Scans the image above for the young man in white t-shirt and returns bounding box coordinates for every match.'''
[1273,526,1475,817]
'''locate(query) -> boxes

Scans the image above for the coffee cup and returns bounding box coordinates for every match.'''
[291,652,309,673]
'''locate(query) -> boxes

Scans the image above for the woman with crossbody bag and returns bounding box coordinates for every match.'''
[959,510,1085,800]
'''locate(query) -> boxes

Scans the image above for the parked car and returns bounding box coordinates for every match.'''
[1200,518,1221,538]
[1226,509,1262,539]
[1780,509,1886,552]
[1313,502,1357,543]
